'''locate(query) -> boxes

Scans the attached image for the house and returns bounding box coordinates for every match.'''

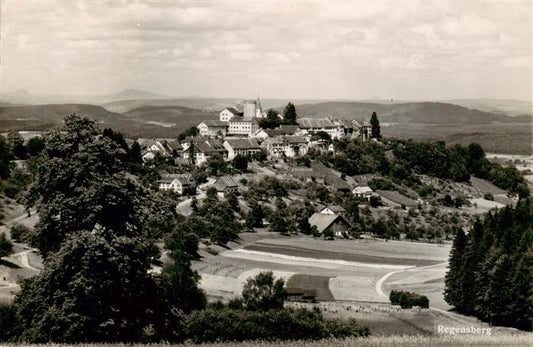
[252,128,270,140]
[197,120,228,137]
[139,139,176,162]
[192,141,227,165]
[220,107,243,122]
[353,186,374,200]
[213,176,239,197]
[297,118,347,139]
[227,117,259,136]
[353,120,373,141]
[308,213,351,237]
[376,190,418,209]
[223,138,261,160]
[263,136,309,158]
[320,205,346,215]
[158,174,196,195]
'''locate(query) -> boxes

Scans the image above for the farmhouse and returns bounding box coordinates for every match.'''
[223,138,261,160]
[297,118,349,139]
[220,107,243,122]
[353,186,374,200]
[158,174,196,195]
[263,136,309,158]
[197,120,228,137]
[309,213,351,237]
[213,176,239,197]
[353,120,373,141]
[184,140,227,166]
[320,205,346,215]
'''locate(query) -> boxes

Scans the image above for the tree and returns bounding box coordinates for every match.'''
[177,126,199,141]
[226,191,240,212]
[0,233,13,258]
[370,112,381,139]
[15,232,162,343]
[15,115,204,342]
[233,154,248,172]
[0,135,12,179]
[129,140,142,164]
[242,271,285,311]
[258,109,281,129]
[282,102,297,125]
[444,228,467,309]
[188,140,196,166]
[7,131,26,160]
[25,137,45,157]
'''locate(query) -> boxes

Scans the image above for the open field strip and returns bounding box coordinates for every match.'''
[4,333,530,346]
[222,249,414,270]
[249,237,451,262]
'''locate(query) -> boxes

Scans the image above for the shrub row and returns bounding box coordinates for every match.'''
[185,306,369,343]
[390,290,429,309]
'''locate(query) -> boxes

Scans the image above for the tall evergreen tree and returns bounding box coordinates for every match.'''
[282,102,297,125]
[370,112,381,139]
[444,227,467,308]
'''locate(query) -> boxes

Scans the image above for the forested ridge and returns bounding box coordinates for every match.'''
[444,197,533,330]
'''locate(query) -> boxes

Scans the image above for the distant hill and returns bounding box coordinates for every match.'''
[103,98,242,113]
[101,98,335,113]
[0,104,123,131]
[0,88,169,105]
[293,101,528,124]
[0,103,218,139]
[442,98,532,117]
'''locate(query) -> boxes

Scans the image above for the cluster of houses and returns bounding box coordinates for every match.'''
[140,98,374,166]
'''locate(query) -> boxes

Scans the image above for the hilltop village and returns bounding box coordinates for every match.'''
[141,98,373,166]
[127,99,522,242]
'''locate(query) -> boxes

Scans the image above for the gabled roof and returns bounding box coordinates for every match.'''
[181,136,209,144]
[309,213,349,233]
[158,173,194,185]
[297,118,337,129]
[228,116,259,123]
[201,120,228,127]
[167,141,183,151]
[213,176,238,191]
[195,142,226,154]
[322,205,346,213]
[223,107,243,115]
[267,135,308,145]
[224,138,261,150]
[353,186,373,194]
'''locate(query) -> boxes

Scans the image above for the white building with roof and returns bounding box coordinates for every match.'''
[223,138,261,160]
[263,135,309,158]
[220,107,243,122]
[197,120,228,136]
[158,174,196,195]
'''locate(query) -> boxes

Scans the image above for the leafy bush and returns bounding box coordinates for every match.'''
[0,305,20,342]
[390,290,429,308]
[185,306,369,343]
[9,224,32,243]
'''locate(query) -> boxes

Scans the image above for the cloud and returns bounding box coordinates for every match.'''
[1,1,531,100]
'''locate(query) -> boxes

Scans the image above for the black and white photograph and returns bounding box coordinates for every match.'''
[0,1,532,345]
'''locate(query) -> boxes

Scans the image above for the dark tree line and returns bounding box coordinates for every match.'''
[320,138,526,196]
[2,116,206,343]
[444,197,532,331]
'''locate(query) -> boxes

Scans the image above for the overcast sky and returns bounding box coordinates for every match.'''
[1,1,531,100]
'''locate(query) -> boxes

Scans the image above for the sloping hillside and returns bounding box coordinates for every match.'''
[294,101,522,124]
[0,103,219,139]
[0,104,123,132]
